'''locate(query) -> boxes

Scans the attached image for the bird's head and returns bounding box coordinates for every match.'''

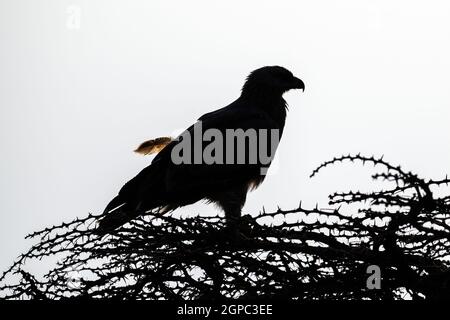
[241,66,305,98]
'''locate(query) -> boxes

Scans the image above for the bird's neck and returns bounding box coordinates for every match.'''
[240,89,286,109]
[239,91,287,129]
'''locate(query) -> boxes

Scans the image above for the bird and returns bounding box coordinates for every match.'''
[96,66,304,234]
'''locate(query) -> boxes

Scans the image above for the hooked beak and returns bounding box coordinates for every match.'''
[292,77,305,92]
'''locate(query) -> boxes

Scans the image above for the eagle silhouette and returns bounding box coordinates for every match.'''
[97,66,304,234]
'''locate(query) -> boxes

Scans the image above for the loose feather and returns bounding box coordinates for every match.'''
[134,136,173,155]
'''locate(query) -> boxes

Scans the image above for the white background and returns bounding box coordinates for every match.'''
[1,0,450,274]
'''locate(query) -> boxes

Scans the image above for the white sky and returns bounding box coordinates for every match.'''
[1,0,450,274]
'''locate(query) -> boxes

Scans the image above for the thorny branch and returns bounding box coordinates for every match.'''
[1,155,450,300]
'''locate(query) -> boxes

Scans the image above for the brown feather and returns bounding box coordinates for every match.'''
[134,136,173,155]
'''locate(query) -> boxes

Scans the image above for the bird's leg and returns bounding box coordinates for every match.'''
[217,188,248,244]
[223,205,242,243]
[224,204,254,245]
[224,205,241,228]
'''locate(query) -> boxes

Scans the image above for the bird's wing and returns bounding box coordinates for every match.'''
[150,104,281,192]
[115,103,281,212]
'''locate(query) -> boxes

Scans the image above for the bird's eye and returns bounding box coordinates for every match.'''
[280,72,293,81]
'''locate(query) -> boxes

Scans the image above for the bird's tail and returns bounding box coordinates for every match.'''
[95,196,139,235]
[95,158,167,235]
